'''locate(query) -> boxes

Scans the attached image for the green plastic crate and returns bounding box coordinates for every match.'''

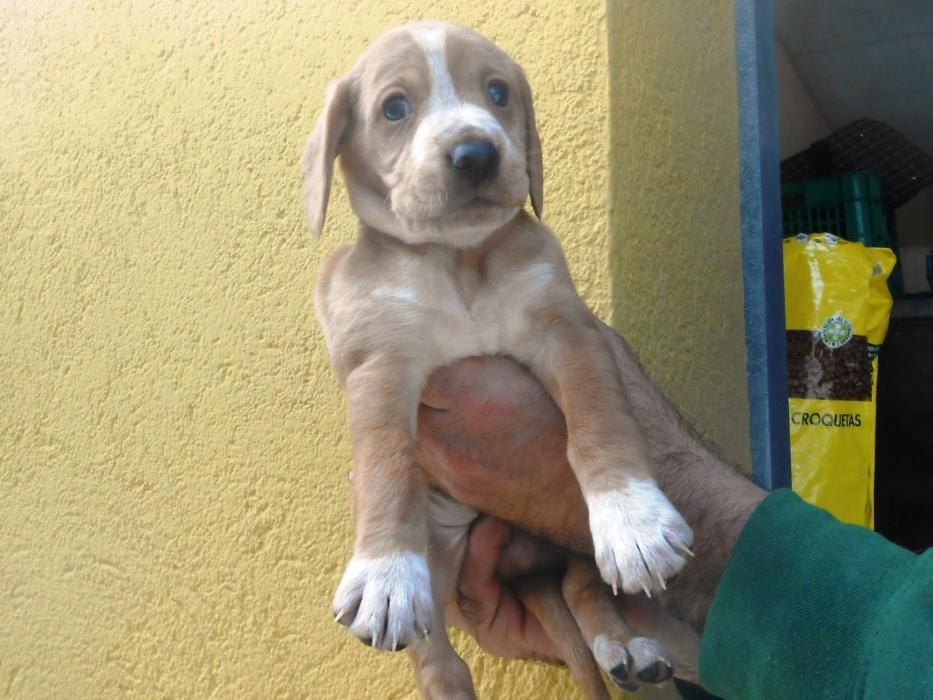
[781,172,891,247]
[781,171,903,295]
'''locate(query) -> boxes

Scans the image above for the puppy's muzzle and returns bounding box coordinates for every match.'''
[449,139,500,186]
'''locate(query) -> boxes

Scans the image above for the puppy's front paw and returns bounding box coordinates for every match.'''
[587,480,693,596]
[333,551,433,651]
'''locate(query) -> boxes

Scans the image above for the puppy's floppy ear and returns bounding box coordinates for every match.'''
[301,78,352,237]
[519,69,543,219]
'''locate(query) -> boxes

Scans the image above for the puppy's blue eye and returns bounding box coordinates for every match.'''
[383,96,411,121]
[487,81,509,107]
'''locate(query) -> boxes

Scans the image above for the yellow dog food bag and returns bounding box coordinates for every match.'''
[783,233,895,528]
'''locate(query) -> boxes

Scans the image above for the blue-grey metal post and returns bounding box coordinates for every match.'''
[735,0,792,490]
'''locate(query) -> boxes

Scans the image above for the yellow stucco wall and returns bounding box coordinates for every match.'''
[1,1,746,698]
[608,1,751,468]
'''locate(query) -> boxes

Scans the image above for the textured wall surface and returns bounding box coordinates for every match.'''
[1,0,748,697]
[608,1,752,469]
[1,1,608,698]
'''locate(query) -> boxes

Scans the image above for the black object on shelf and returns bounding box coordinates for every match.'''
[874,315,933,552]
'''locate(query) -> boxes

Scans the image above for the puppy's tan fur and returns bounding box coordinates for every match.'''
[303,21,693,697]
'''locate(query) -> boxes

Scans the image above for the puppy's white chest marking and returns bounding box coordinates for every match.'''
[371,286,421,304]
[320,232,560,379]
[519,262,555,293]
[365,259,533,362]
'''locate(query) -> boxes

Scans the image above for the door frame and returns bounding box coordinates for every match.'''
[735,0,792,490]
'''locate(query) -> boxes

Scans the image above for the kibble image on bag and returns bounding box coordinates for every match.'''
[787,330,873,402]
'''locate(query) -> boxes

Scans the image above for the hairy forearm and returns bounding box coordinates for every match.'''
[594,323,765,628]
[650,448,764,629]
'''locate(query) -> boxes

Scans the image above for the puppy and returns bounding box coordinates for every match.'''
[302,21,694,698]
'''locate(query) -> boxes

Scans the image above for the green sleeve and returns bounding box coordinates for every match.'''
[698,489,932,700]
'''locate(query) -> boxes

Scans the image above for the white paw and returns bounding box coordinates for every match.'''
[333,551,433,651]
[587,480,694,596]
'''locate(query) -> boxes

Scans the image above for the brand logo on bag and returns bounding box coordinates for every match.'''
[820,314,853,349]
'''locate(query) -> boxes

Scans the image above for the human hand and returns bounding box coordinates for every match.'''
[449,515,703,683]
[418,321,765,630]
[446,515,564,662]
[418,355,590,552]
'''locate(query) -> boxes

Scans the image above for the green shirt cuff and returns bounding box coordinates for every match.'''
[698,489,930,699]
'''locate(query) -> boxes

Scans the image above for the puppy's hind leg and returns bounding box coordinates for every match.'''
[408,493,477,700]
[514,575,610,700]
[562,557,674,692]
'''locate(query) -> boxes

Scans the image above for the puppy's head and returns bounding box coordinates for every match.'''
[302,21,543,247]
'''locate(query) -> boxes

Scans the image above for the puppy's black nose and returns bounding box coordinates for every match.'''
[449,140,499,185]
